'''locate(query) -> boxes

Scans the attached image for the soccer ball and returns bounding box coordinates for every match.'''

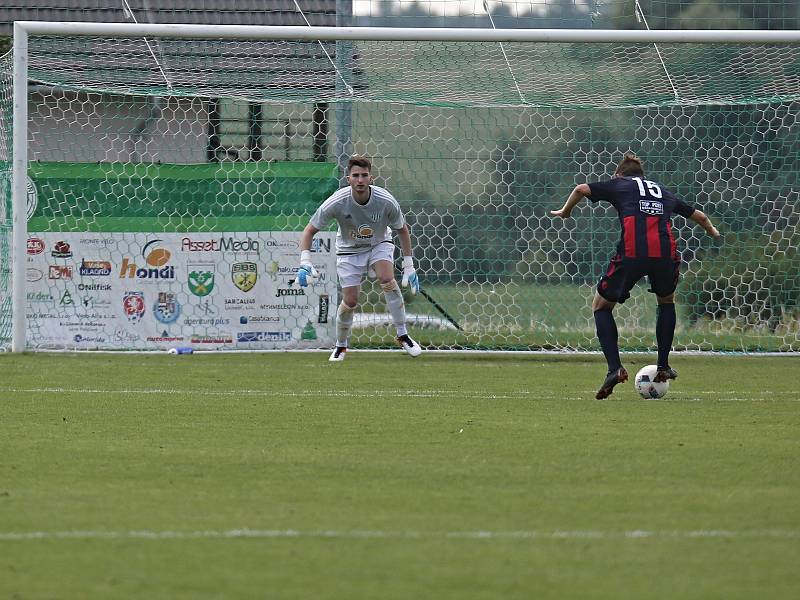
[634,365,669,399]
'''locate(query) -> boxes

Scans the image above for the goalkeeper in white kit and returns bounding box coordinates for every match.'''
[296,154,423,361]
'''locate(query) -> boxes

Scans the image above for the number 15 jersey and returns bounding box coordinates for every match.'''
[588,176,697,260]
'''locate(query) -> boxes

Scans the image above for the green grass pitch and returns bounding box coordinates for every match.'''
[1,352,799,599]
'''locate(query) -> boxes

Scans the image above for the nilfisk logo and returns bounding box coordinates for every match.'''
[120,239,175,281]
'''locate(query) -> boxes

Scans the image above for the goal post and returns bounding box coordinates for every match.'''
[3,22,799,353]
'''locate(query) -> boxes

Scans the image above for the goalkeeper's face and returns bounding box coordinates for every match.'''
[347,166,372,196]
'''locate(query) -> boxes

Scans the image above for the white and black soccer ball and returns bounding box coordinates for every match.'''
[634,365,669,399]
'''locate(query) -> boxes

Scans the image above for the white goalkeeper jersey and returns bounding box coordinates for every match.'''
[309,185,405,256]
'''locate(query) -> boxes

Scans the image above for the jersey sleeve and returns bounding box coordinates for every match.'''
[387,195,405,230]
[672,197,696,218]
[587,180,616,204]
[309,199,336,230]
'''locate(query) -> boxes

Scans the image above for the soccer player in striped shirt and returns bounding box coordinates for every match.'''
[551,153,720,399]
[296,155,423,361]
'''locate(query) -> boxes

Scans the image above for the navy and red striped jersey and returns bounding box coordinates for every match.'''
[588,176,696,260]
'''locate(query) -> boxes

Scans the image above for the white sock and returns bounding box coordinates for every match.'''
[336,301,356,347]
[381,280,407,337]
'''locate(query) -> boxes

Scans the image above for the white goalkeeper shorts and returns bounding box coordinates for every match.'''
[337,243,395,288]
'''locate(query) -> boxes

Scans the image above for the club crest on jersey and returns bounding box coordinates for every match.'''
[232,262,258,292]
[639,200,664,215]
[353,224,374,240]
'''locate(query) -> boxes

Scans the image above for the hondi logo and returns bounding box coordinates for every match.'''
[232,262,257,292]
[122,292,145,323]
[353,224,374,240]
[79,260,112,277]
[27,238,45,255]
[120,239,175,280]
[51,240,73,258]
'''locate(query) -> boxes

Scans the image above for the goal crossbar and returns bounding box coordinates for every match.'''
[12,21,800,43]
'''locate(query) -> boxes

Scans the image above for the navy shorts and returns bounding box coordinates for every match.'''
[597,255,680,304]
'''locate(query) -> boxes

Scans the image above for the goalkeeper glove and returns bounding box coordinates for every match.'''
[401,256,419,295]
[295,250,319,288]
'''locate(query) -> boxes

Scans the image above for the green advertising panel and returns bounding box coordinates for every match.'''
[26,161,339,232]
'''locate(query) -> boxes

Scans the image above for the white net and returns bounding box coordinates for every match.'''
[0,28,798,351]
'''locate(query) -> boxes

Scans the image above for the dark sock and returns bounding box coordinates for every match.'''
[594,308,621,372]
[656,303,676,369]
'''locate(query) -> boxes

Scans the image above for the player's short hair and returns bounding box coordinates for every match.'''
[348,154,372,173]
[615,152,645,177]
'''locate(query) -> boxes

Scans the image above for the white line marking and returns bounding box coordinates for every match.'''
[0,529,797,542]
[0,387,797,402]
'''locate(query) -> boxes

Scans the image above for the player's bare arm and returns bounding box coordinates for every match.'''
[299,223,320,251]
[551,183,592,219]
[395,223,414,257]
[689,209,720,239]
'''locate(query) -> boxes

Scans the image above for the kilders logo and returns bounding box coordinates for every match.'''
[120,239,175,280]
[232,262,257,292]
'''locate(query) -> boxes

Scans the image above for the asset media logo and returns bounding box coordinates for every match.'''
[153,292,181,324]
[123,291,146,323]
[181,236,260,254]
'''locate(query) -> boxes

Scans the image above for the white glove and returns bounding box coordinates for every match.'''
[295,250,319,288]
[401,256,419,295]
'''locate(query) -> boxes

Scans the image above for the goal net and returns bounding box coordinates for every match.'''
[1,24,798,352]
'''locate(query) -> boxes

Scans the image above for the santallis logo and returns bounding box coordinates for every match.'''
[181,237,260,254]
[120,239,175,280]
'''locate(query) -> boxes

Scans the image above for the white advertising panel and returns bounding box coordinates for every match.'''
[25,232,337,350]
